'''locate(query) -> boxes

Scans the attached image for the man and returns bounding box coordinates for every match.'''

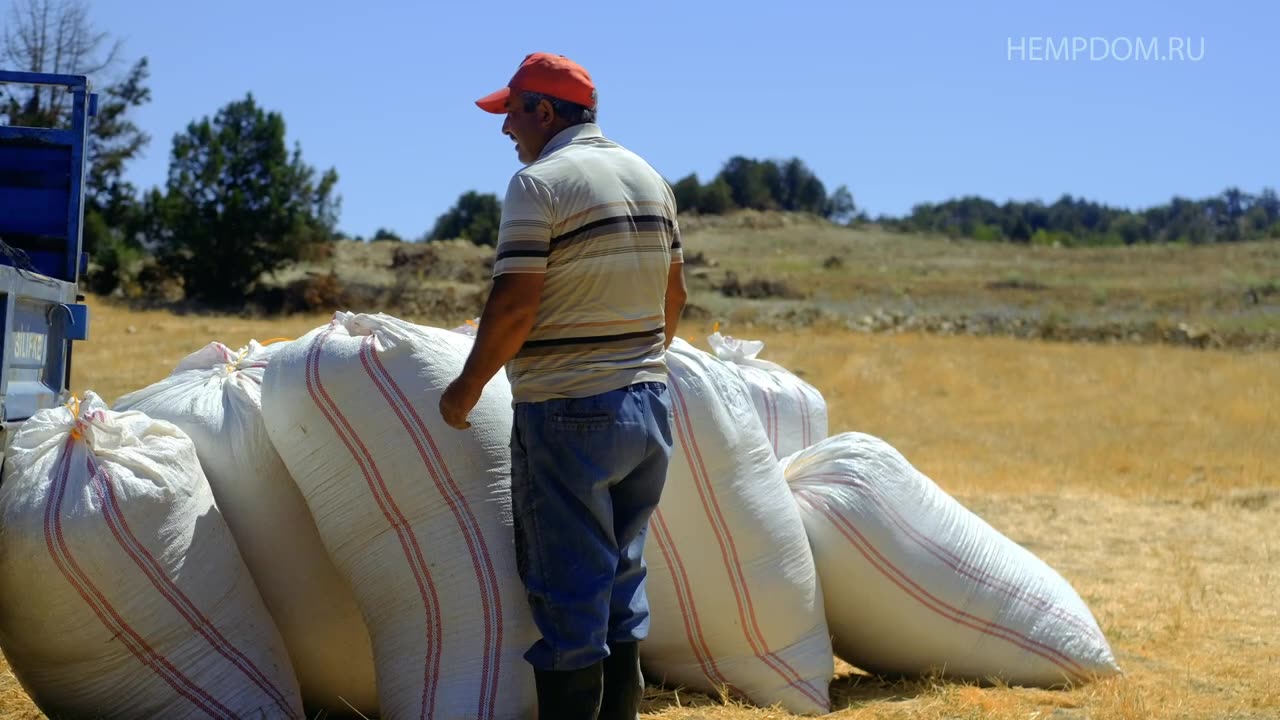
[438,52,687,719]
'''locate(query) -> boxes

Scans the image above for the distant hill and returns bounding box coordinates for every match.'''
[280,211,1280,351]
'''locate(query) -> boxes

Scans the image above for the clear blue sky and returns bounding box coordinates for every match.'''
[49,0,1280,239]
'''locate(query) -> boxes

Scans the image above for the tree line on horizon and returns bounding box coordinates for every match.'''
[885,189,1280,247]
[427,175,1280,249]
[4,0,1277,310]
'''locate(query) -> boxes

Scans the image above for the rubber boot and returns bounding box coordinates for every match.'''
[599,642,644,720]
[534,661,604,720]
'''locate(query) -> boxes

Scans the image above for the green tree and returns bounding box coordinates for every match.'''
[86,57,151,218]
[716,156,777,210]
[429,191,502,246]
[81,56,152,289]
[371,228,403,242]
[882,187,1280,245]
[159,94,340,306]
[778,158,827,214]
[826,185,856,223]
[1245,204,1271,233]
[671,173,701,213]
[1222,187,1247,220]
[1110,214,1144,245]
[1258,188,1280,225]
[971,223,1002,242]
[697,178,736,214]
[1008,215,1032,243]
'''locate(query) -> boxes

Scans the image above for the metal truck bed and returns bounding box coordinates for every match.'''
[0,70,94,470]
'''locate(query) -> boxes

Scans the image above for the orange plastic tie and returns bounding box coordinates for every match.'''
[66,396,83,440]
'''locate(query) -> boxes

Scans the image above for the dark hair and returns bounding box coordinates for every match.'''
[521,90,597,125]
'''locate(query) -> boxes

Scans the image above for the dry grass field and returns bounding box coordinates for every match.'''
[2,294,1276,719]
[677,213,1280,342]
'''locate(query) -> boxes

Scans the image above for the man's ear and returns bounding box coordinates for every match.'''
[537,99,556,127]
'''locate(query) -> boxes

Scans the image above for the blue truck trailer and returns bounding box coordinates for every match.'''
[0,70,93,470]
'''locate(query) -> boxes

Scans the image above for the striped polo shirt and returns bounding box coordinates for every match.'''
[493,123,683,403]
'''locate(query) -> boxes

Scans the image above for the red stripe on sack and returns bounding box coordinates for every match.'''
[755,384,775,456]
[870,490,1105,646]
[43,439,237,720]
[87,456,299,718]
[672,382,828,705]
[766,388,779,456]
[305,327,441,719]
[798,475,1105,646]
[649,508,731,690]
[361,338,503,720]
[669,380,828,707]
[770,390,779,455]
[794,386,811,449]
[795,490,1086,684]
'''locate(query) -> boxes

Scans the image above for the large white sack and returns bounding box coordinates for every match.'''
[261,312,537,720]
[112,340,378,715]
[707,331,827,459]
[641,339,833,715]
[0,392,304,719]
[783,432,1122,687]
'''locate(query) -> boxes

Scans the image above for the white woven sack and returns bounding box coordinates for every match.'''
[260,312,537,720]
[113,340,378,715]
[0,392,303,719]
[783,432,1122,687]
[641,339,833,715]
[706,332,827,459]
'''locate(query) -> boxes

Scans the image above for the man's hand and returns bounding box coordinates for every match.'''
[440,375,484,430]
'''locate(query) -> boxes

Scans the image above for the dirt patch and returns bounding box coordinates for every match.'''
[718,271,806,300]
[388,243,494,285]
[1221,489,1280,511]
[986,277,1049,291]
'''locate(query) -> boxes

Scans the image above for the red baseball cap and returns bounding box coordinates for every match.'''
[476,52,596,114]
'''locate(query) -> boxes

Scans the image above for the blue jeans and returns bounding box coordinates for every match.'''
[510,381,674,672]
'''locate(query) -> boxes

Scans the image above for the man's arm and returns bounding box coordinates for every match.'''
[440,172,553,429]
[439,272,544,429]
[664,260,687,349]
[461,273,545,387]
